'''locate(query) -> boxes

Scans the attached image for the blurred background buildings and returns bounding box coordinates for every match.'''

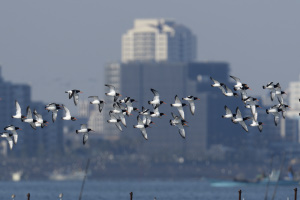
[0,18,300,181]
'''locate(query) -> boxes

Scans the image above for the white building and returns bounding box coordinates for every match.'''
[122,19,197,63]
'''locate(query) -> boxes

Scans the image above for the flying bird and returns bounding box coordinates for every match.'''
[133,116,150,140]
[0,132,14,150]
[61,104,77,121]
[75,124,94,145]
[182,96,200,115]
[148,88,166,108]
[88,96,105,113]
[4,125,21,144]
[171,95,186,119]
[65,90,82,106]
[105,84,121,102]
[107,112,123,131]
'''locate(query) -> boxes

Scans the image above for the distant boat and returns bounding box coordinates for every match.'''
[49,170,86,181]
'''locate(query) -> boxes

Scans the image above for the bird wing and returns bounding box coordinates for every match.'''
[277,94,283,104]
[30,122,36,130]
[12,132,18,145]
[239,121,248,132]
[189,100,195,115]
[270,91,276,101]
[230,75,242,84]
[176,123,186,138]
[98,102,104,113]
[118,113,126,127]
[115,123,123,131]
[137,115,143,125]
[240,90,248,101]
[274,114,280,126]
[105,84,115,93]
[236,107,242,118]
[218,85,226,95]
[26,106,33,119]
[177,106,185,120]
[174,95,181,104]
[171,112,177,119]
[250,105,257,121]
[15,100,21,116]
[81,124,87,130]
[225,106,232,115]
[73,93,79,106]
[151,88,160,101]
[224,85,233,94]
[210,77,220,85]
[62,104,71,118]
[83,133,88,145]
[6,136,13,150]
[141,128,148,140]
[114,95,120,102]
[52,110,58,123]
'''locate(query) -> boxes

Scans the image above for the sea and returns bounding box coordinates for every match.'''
[0,179,298,200]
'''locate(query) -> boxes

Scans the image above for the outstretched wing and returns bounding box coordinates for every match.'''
[83,133,88,145]
[105,84,116,93]
[115,123,123,131]
[52,110,58,123]
[81,124,87,130]
[239,121,248,132]
[73,93,79,106]
[15,100,21,116]
[230,75,241,85]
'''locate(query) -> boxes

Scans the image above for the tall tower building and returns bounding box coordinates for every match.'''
[122,19,197,63]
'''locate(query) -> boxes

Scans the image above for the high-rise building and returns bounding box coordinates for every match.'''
[104,61,248,159]
[122,19,197,63]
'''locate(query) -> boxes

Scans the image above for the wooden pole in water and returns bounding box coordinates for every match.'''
[27,193,30,200]
[239,190,242,200]
[130,192,133,200]
[294,188,297,200]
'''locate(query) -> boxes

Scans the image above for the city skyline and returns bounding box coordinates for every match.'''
[0,1,300,105]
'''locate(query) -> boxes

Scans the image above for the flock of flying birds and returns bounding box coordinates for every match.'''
[210,76,290,132]
[1,75,294,150]
[1,85,200,149]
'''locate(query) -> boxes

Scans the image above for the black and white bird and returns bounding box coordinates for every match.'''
[150,107,165,118]
[124,97,138,116]
[273,83,287,104]
[266,105,281,126]
[105,84,121,102]
[248,118,263,132]
[107,111,123,131]
[88,96,105,113]
[171,95,186,119]
[111,103,127,127]
[170,112,187,126]
[142,115,154,126]
[65,90,82,106]
[148,88,166,108]
[182,96,200,115]
[262,82,274,90]
[210,77,224,90]
[0,132,14,150]
[4,125,21,145]
[61,104,77,121]
[230,75,250,91]
[33,109,48,128]
[45,103,61,122]
[75,124,94,145]
[219,84,239,97]
[12,100,24,119]
[21,106,36,130]
[232,107,250,132]
[276,103,290,119]
[222,106,234,119]
[133,116,149,140]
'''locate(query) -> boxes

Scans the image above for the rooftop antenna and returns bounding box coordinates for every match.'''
[271,152,286,200]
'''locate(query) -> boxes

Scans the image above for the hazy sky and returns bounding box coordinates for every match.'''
[0,1,300,106]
